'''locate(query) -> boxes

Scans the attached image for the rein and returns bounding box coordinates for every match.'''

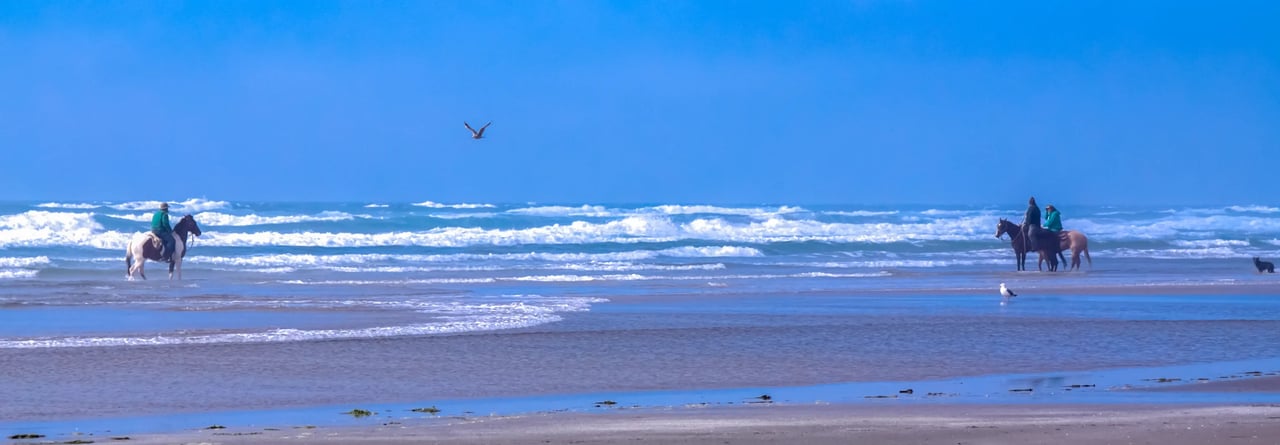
[176,218,198,255]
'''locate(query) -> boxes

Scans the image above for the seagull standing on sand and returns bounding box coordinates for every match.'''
[999,283,1017,305]
[464,121,491,139]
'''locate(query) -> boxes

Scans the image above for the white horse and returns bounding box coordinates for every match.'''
[125,214,202,280]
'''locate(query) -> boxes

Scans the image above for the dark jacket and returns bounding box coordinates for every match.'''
[151,210,172,233]
[1023,204,1041,227]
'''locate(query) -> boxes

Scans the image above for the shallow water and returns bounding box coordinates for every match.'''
[3,289,1280,431]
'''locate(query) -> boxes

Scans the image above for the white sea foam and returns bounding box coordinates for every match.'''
[109,198,229,212]
[505,204,807,219]
[1228,205,1280,213]
[644,205,807,217]
[279,278,500,285]
[103,213,151,222]
[0,211,125,249]
[497,271,890,283]
[199,215,684,247]
[365,204,389,208]
[36,202,99,209]
[197,211,361,226]
[0,318,547,348]
[678,215,990,243]
[0,295,604,348]
[190,246,760,270]
[779,259,1008,268]
[428,212,499,219]
[0,256,50,268]
[1169,239,1251,248]
[320,265,504,273]
[107,211,363,226]
[0,270,39,279]
[412,201,496,209]
[1104,247,1244,259]
[507,205,614,217]
[273,270,890,286]
[554,262,726,272]
[920,209,996,216]
[1069,215,1280,240]
[660,245,763,257]
[210,266,299,274]
[824,210,900,217]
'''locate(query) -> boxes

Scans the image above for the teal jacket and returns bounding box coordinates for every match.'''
[151,210,172,233]
[1044,209,1062,232]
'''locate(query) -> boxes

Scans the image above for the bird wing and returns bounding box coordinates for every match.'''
[477,121,491,136]
[464,122,477,135]
[1009,289,1017,297]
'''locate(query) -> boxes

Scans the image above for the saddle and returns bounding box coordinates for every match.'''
[145,233,178,262]
[147,233,164,250]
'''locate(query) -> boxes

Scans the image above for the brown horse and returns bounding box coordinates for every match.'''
[125,214,203,280]
[996,218,1092,271]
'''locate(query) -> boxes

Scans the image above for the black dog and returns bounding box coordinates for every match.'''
[1254,257,1275,273]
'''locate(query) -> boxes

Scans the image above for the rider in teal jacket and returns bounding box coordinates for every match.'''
[151,203,175,263]
[1043,204,1066,265]
[1043,205,1062,232]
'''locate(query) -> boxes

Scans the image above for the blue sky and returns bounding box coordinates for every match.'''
[2,1,1277,205]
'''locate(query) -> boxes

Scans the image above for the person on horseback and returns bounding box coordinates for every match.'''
[1022,197,1041,252]
[1043,205,1062,233]
[1043,204,1067,266]
[151,202,175,264]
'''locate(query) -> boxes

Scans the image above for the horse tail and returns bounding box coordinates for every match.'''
[125,250,132,276]
[1085,248,1092,266]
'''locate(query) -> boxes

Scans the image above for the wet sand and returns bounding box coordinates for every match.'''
[1139,375,1280,393]
[101,403,1280,445]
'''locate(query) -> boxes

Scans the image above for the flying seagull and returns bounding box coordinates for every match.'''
[999,283,1017,304]
[465,121,491,139]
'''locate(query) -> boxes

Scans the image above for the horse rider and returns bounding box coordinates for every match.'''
[1043,205,1062,233]
[1021,197,1041,253]
[1043,204,1067,265]
[151,202,175,264]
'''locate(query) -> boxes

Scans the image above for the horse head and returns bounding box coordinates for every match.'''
[177,214,203,237]
[996,218,1009,239]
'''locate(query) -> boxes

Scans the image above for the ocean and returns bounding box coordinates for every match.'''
[2,199,1280,435]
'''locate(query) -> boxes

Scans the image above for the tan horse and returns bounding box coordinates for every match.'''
[125,214,202,280]
[996,218,1092,271]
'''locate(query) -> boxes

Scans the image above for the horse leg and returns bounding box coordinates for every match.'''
[127,247,148,280]
[135,255,147,280]
[170,244,184,280]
